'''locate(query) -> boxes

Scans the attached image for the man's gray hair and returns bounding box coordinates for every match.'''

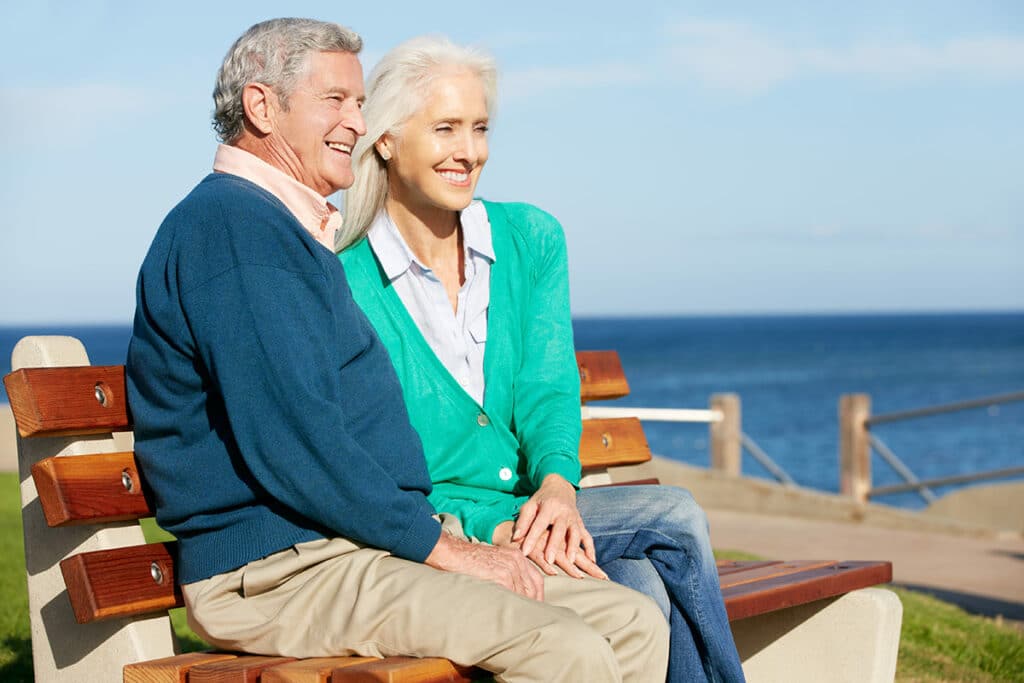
[213,18,362,143]
[338,36,497,251]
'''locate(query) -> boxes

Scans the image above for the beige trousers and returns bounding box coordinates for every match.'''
[183,518,668,682]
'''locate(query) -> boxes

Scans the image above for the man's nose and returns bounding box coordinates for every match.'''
[344,103,367,137]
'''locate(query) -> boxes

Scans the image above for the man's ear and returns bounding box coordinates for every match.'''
[241,82,277,135]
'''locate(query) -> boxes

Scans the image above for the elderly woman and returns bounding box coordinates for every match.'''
[338,37,745,682]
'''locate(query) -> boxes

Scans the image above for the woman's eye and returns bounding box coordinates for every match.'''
[475,125,489,133]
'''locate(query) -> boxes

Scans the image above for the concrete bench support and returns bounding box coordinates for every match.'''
[13,336,178,682]
[733,587,902,683]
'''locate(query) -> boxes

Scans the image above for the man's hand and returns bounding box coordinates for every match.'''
[425,532,545,600]
[513,474,597,568]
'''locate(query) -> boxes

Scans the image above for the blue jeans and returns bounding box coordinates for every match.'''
[576,485,745,683]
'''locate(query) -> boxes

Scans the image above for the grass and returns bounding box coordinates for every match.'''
[2,472,1022,681]
[894,587,1024,682]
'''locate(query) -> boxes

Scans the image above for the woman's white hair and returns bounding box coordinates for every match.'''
[212,18,362,144]
[337,36,497,251]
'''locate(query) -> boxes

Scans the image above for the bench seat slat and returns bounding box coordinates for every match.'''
[32,451,151,526]
[579,417,651,470]
[715,560,784,576]
[577,351,630,403]
[59,541,183,623]
[188,655,297,683]
[717,560,840,589]
[722,560,893,621]
[3,365,131,437]
[330,656,484,683]
[123,652,239,683]
[260,657,378,683]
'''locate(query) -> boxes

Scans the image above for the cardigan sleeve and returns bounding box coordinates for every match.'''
[506,205,583,489]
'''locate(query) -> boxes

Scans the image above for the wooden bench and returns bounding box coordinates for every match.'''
[5,335,901,682]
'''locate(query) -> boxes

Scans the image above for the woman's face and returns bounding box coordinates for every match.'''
[381,68,489,215]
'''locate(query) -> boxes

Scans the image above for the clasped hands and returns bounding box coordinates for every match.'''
[425,474,606,602]
[493,474,607,581]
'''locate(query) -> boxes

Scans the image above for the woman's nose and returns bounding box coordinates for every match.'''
[453,133,480,165]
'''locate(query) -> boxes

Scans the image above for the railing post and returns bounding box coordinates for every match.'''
[710,393,741,477]
[839,393,872,503]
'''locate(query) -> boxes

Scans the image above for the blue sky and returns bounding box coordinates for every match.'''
[1,1,1021,323]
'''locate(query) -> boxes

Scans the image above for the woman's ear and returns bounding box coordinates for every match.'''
[241,82,277,135]
[376,137,392,161]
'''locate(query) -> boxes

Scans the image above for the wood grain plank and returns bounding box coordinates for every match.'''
[715,561,782,576]
[723,560,893,621]
[579,418,651,470]
[3,365,132,437]
[123,652,239,683]
[576,351,630,403]
[31,451,152,527]
[189,656,297,683]
[59,542,182,623]
[717,560,839,589]
[261,657,377,683]
[331,657,484,683]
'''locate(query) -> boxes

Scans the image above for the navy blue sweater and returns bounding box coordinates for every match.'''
[127,173,441,584]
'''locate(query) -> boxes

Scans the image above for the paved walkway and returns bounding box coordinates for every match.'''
[706,507,1024,622]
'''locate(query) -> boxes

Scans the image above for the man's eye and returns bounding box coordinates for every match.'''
[436,125,453,133]
[475,125,489,133]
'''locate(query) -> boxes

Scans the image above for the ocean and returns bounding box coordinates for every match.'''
[3,313,1022,510]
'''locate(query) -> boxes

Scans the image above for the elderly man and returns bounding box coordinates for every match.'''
[126,18,667,682]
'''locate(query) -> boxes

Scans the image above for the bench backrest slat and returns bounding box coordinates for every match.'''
[60,541,182,623]
[579,417,651,470]
[4,365,131,437]
[576,351,630,403]
[32,451,150,526]
[6,351,628,437]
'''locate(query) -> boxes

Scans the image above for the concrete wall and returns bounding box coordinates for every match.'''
[923,480,1024,535]
[611,456,1016,538]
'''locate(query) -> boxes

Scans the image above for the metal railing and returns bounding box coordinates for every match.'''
[586,394,795,485]
[839,390,1024,504]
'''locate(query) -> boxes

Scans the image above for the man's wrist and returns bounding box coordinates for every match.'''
[424,531,465,570]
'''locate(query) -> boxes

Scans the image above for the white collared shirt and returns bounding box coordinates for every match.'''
[366,201,493,405]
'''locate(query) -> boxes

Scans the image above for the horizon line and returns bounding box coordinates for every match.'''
[1,307,1023,328]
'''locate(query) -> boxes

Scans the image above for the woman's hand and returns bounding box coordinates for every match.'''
[513,474,601,574]
[493,519,607,580]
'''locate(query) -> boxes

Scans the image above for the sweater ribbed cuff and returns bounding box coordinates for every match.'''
[389,499,444,563]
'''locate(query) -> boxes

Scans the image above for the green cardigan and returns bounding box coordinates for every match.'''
[340,200,582,542]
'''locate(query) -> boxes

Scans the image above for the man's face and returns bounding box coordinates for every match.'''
[270,51,366,196]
